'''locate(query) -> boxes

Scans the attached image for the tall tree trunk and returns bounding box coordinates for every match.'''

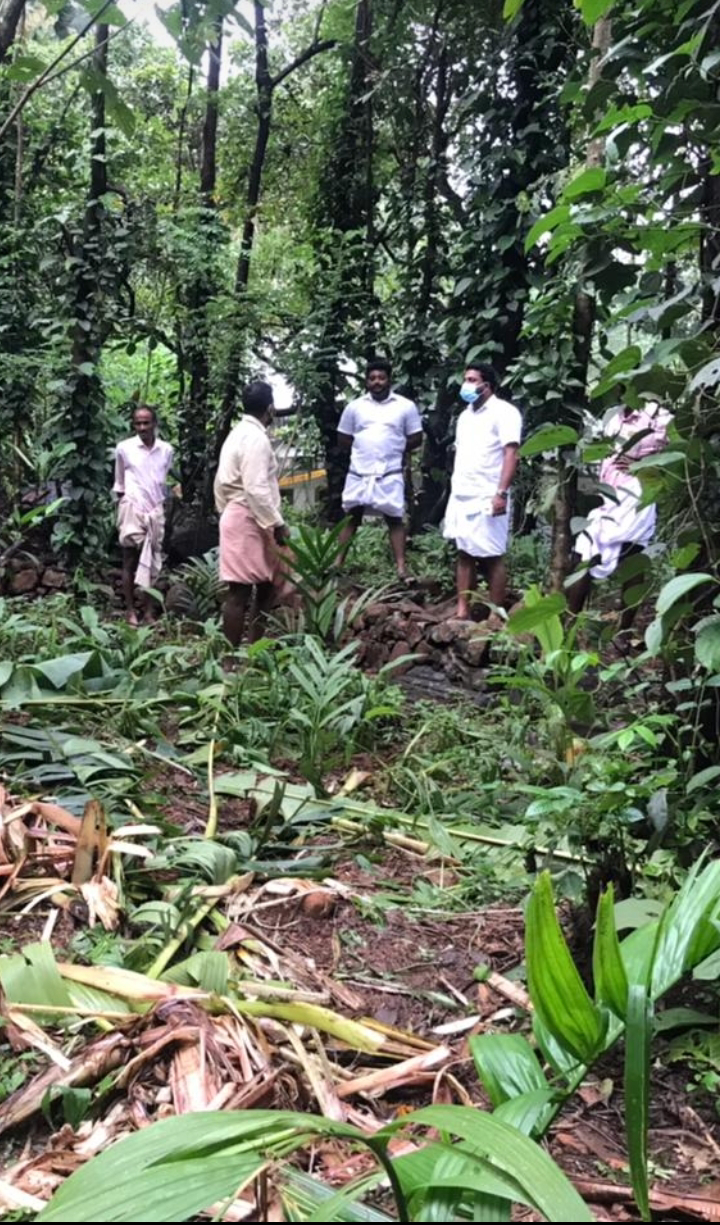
[0,0,25,62]
[549,15,611,592]
[205,5,336,504]
[312,0,378,519]
[181,18,222,502]
[65,24,110,562]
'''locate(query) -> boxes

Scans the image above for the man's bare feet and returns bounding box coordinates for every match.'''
[126,610,139,627]
[455,603,470,620]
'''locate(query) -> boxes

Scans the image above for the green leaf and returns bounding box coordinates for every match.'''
[526,873,606,1063]
[593,103,652,134]
[694,615,720,672]
[644,616,665,655]
[519,424,578,457]
[0,662,14,688]
[33,653,93,689]
[624,984,652,1220]
[4,54,48,82]
[562,167,607,201]
[593,886,629,1020]
[650,860,720,998]
[391,1106,595,1222]
[469,1034,548,1108]
[687,765,720,795]
[493,1089,557,1137]
[576,0,615,23]
[507,594,567,636]
[503,0,525,17]
[656,573,714,616]
[524,205,570,252]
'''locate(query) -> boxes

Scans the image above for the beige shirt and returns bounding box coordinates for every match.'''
[214,415,284,530]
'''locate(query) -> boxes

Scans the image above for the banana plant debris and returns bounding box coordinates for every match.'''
[0,778,719,1222]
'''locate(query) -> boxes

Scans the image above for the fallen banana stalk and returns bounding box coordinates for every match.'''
[0,1032,127,1136]
[336,1045,451,1099]
[330,811,586,865]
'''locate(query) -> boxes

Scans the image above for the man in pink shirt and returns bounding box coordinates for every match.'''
[568,401,671,625]
[113,406,174,625]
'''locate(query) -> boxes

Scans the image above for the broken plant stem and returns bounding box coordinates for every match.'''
[204,735,219,840]
[147,898,218,980]
[331,814,585,865]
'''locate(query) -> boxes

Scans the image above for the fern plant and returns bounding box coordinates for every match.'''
[173,549,225,620]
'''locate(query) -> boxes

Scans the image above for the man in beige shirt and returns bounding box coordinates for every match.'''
[214,381,290,645]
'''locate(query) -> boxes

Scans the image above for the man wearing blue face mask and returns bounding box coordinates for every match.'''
[443,362,522,617]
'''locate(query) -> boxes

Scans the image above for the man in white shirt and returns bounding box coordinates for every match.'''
[114,406,174,626]
[337,359,423,579]
[443,362,522,617]
[568,401,672,627]
[214,381,291,646]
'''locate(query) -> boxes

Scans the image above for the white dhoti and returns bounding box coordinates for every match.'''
[443,493,510,558]
[342,468,405,518]
[117,499,165,589]
[576,489,656,580]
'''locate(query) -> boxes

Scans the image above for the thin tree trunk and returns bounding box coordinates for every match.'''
[549,15,611,592]
[181,18,222,501]
[173,62,194,214]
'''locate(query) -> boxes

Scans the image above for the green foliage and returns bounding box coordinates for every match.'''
[38,1104,594,1223]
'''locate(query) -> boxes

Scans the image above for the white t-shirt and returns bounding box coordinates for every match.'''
[338,392,423,476]
[450,394,522,498]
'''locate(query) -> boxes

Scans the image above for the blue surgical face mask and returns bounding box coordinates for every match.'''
[460,381,481,404]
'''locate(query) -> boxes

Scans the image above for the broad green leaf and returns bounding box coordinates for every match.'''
[694,615,720,672]
[624,985,651,1220]
[687,765,720,795]
[507,594,567,637]
[562,167,606,201]
[526,873,606,1063]
[576,0,614,23]
[0,662,13,688]
[470,1033,548,1108]
[33,653,93,689]
[656,573,714,616]
[392,1106,596,1222]
[519,424,578,457]
[593,886,629,1020]
[39,1111,366,1222]
[650,860,720,997]
[524,205,570,252]
[493,1089,557,1137]
[503,0,525,17]
[644,616,665,655]
[394,1142,531,1211]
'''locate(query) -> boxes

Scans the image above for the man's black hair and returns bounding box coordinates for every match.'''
[132,404,157,422]
[366,357,392,379]
[242,380,274,418]
[465,361,499,392]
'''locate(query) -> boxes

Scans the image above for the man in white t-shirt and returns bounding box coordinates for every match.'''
[337,359,423,579]
[443,362,522,617]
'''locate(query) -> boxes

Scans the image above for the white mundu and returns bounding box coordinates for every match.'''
[339,391,423,518]
[443,394,523,557]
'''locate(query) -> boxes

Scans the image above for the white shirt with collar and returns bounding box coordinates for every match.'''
[450,393,523,498]
[338,391,422,477]
[113,435,174,514]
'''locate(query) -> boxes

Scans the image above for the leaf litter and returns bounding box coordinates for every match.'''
[0,745,718,1220]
